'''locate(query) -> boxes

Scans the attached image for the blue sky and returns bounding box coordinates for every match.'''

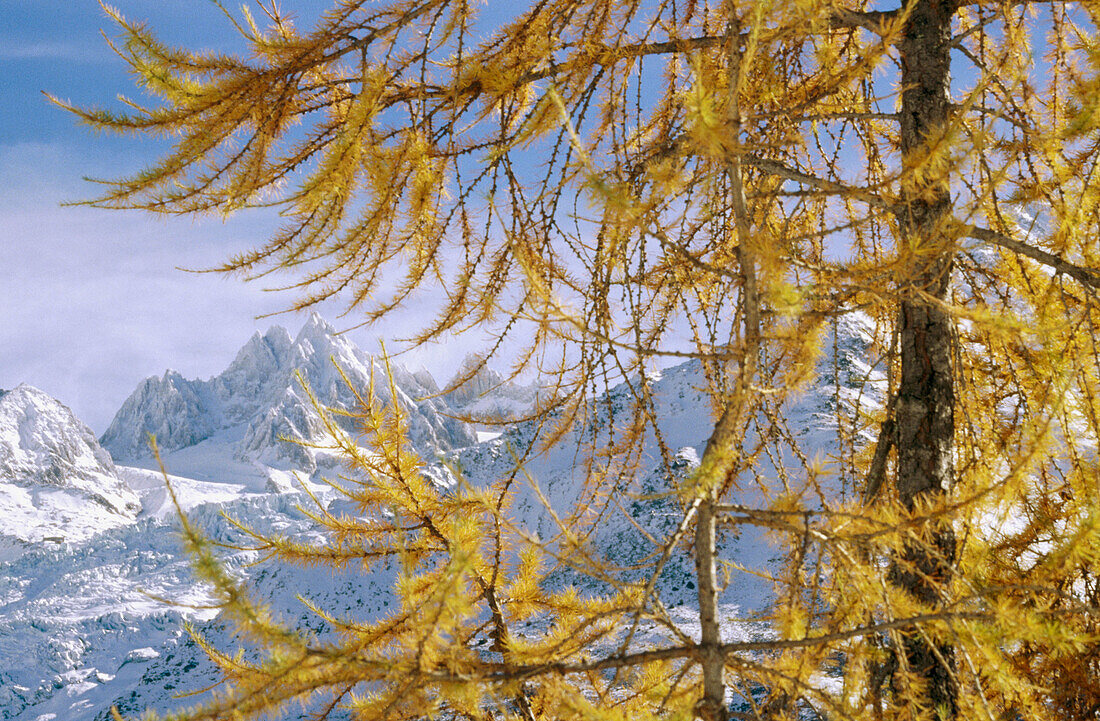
[0,1,484,432]
[2,2,1073,433]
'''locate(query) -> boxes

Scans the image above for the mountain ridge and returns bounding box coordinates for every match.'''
[100,313,482,480]
[0,312,881,721]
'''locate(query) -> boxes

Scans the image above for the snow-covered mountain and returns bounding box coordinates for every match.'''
[101,313,477,485]
[0,384,141,561]
[0,313,881,721]
[436,313,883,611]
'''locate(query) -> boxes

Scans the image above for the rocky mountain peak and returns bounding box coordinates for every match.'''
[100,370,217,461]
[297,310,336,338]
[1,384,117,481]
[226,326,293,376]
[289,312,359,367]
[101,315,478,469]
[444,354,505,405]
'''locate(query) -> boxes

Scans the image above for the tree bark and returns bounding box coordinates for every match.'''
[894,0,959,718]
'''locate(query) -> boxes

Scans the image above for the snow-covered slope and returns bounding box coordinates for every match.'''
[0,313,881,721]
[434,314,882,611]
[102,313,477,484]
[0,488,346,721]
[0,385,141,561]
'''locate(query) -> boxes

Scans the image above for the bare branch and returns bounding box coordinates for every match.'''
[827,8,901,34]
[392,610,994,685]
[862,412,895,505]
[968,225,1100,290]
[743,154,895,210]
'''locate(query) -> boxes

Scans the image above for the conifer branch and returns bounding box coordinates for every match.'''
[741,154,895,211]
[387,609,993,683]
[863,395,897,504]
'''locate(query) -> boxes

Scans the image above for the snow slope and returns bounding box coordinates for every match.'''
[432,313,883,612]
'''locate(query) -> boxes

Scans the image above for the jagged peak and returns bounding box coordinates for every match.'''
[291,314,359,367]
[304,310,333,331]
[226,325,293,372]
[0,383,119,472]
[450,352,514,389]
[234,331,269,361]
[446,354,503,388]
[457,352,497,374]
[103,313,478,462]
[263,324,293,346]
[130,370,197,396]
[458,352,482,369]
[294,312,337,342]
[3,381,33,397]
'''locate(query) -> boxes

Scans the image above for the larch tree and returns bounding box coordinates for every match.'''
[61,0,1100,719]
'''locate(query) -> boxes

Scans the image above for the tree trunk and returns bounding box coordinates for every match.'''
[690,17,760,721]
[694,495,726,721]
[894,0,958,718]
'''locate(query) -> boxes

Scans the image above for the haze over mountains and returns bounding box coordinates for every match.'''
[0,312,879,721]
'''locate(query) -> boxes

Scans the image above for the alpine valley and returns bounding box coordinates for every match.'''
[0,313,881,721]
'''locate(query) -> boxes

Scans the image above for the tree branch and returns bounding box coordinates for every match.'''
[862,413,895,505]
[967,225,1100,290]
[387,609,994,685]
[743,155,895,211]
[827,8,901,34]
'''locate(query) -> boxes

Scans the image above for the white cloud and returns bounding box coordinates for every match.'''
[0,40,103,61]
[0,142,496,433]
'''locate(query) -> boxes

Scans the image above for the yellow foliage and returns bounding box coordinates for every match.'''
[69,0,1100,719]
